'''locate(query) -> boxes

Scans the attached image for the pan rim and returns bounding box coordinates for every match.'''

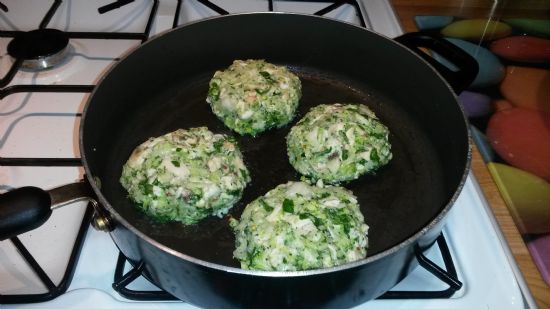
[80,12,472,277]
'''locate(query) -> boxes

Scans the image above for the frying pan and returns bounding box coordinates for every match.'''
[0,13,476,308]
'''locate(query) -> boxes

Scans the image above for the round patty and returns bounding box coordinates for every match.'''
[231,181,369,271]
[206,59,301,136]
[120,127,251,225]
[287,103,392,184]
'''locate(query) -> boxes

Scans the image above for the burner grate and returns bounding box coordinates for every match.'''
[0,206,94,304]
[113,254,178,301]
[111,234,462,302]
[0,1,181,304]
[0,0,163,167]
[378,234,462,299]
[0,0,159,87]
[195,0,366,27]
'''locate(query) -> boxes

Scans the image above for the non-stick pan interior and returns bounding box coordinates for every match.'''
[82,14,468,268]
[91,68,444,267]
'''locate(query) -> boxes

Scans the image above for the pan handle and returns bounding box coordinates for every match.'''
[0,181,103,241]
[395,32,478,94]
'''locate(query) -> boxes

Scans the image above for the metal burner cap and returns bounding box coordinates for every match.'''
[7,28,70,70]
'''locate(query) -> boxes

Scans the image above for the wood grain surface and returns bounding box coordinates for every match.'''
[390,1,550,307]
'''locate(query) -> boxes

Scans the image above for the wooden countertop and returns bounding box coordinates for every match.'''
[390,1,550,307]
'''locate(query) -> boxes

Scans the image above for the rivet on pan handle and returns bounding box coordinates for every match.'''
[395,32,479,94]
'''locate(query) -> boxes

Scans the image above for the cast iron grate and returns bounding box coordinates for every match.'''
[378,234,463,299]
[112,233,462,301]
[0,0,178,304]
[0,0,161,166]
[196,0,366,27]
[0,206,94,304]
[0,0,158,88]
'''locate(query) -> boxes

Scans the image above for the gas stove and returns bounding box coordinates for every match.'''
[0,1,536,308]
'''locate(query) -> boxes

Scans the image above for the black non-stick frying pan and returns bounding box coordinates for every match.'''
[0,13,476,308]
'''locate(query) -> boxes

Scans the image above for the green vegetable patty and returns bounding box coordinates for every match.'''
[231,181,369,271]
[206,59,301,136]
[120,127,251,225]
[287,103,392,184]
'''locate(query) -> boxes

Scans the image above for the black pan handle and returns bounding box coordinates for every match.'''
[0,182,95,241]
[0,187,52,241]
[395,32,478,94]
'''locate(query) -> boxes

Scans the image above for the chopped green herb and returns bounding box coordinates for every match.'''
[342,149,349,160]
[213,140,224,152]
[208,82,220,100]
[328,209,351,233]
[260,199,274,212]
[138,180,153,195]
[171,160,180,167]
[228,189,242,196]
[299,213,321,226]
[339,130,349,143]
[255,88,269,95]
[282,198,294,213]
[316,147,332,156]
[259,71,274,83]
[370,148,380,162]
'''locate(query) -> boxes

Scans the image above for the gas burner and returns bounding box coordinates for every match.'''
[7,28,70,70]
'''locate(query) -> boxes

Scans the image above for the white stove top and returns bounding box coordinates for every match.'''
[0,1,535,308]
